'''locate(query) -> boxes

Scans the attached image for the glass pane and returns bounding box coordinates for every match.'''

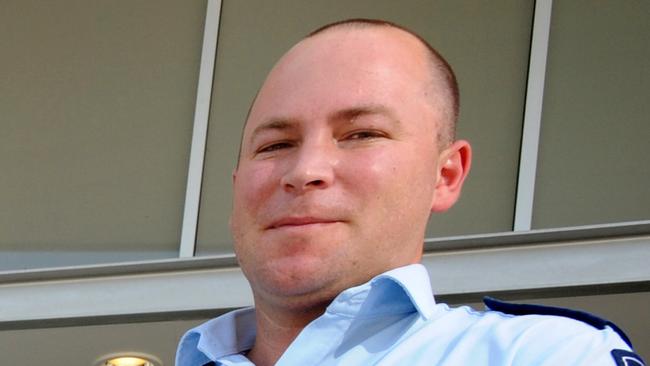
[0,0,207,269]
[533,0,650,228]
[197,0,533,254]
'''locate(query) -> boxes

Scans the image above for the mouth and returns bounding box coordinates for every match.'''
[267,217,343,230]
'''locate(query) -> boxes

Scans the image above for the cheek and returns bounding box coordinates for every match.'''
[231,163,280,232]
[339,149,406,212]
[340,151,391,191]
[343,146,437,209]
[346,146,431,186]
[235,164,277,204]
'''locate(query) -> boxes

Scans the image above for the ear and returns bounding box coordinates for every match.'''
[430,140,472,212]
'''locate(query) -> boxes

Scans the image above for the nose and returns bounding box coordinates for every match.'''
[280,142,335,193]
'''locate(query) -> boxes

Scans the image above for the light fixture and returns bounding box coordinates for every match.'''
[105,357,153,366]
[95,353,161,366]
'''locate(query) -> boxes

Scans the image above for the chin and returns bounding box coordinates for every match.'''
[252,259,344,304]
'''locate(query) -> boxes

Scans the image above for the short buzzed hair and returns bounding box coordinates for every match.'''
[308,18,460,146]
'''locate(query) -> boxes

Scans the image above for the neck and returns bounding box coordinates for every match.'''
[247,298,330,366]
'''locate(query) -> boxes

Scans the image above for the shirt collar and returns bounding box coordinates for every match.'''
[177,263,436,363]
[178,307,256,361]
[326,263,436,320]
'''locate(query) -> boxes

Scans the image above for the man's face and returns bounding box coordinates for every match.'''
[231,27,464,307]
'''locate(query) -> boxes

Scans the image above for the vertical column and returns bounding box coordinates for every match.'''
[179,0,222,257]
[514,0,553,231]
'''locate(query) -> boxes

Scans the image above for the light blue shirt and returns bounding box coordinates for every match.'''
[176,264,639,365]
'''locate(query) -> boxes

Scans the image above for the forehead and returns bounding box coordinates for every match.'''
[244,27,436,135]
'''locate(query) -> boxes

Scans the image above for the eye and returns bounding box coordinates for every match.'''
[343,130,386,141]
[256,141,294,154]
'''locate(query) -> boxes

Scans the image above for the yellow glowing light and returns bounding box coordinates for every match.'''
[104,356,154,366]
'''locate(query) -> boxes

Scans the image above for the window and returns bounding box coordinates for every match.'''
[0,0,207,269]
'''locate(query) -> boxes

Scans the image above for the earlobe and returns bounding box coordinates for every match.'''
[431,140,472,212]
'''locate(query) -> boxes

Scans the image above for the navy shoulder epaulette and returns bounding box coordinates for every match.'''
[483,296,633,348]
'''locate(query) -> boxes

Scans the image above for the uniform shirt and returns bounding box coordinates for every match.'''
[176,264,644,366]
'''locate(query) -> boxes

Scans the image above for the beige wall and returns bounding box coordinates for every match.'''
[533,0,650,228]
[1,0,207,266]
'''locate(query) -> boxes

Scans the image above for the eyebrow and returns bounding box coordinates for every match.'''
[248,118,298,145]
[328,104,401,126]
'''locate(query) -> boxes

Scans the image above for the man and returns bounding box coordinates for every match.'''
[177,19,644,366]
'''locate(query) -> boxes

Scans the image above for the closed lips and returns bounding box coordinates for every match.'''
[267,217,342,229]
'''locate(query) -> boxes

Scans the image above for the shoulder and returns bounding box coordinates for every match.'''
[483,297,632,346]
[481,297,645,366]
